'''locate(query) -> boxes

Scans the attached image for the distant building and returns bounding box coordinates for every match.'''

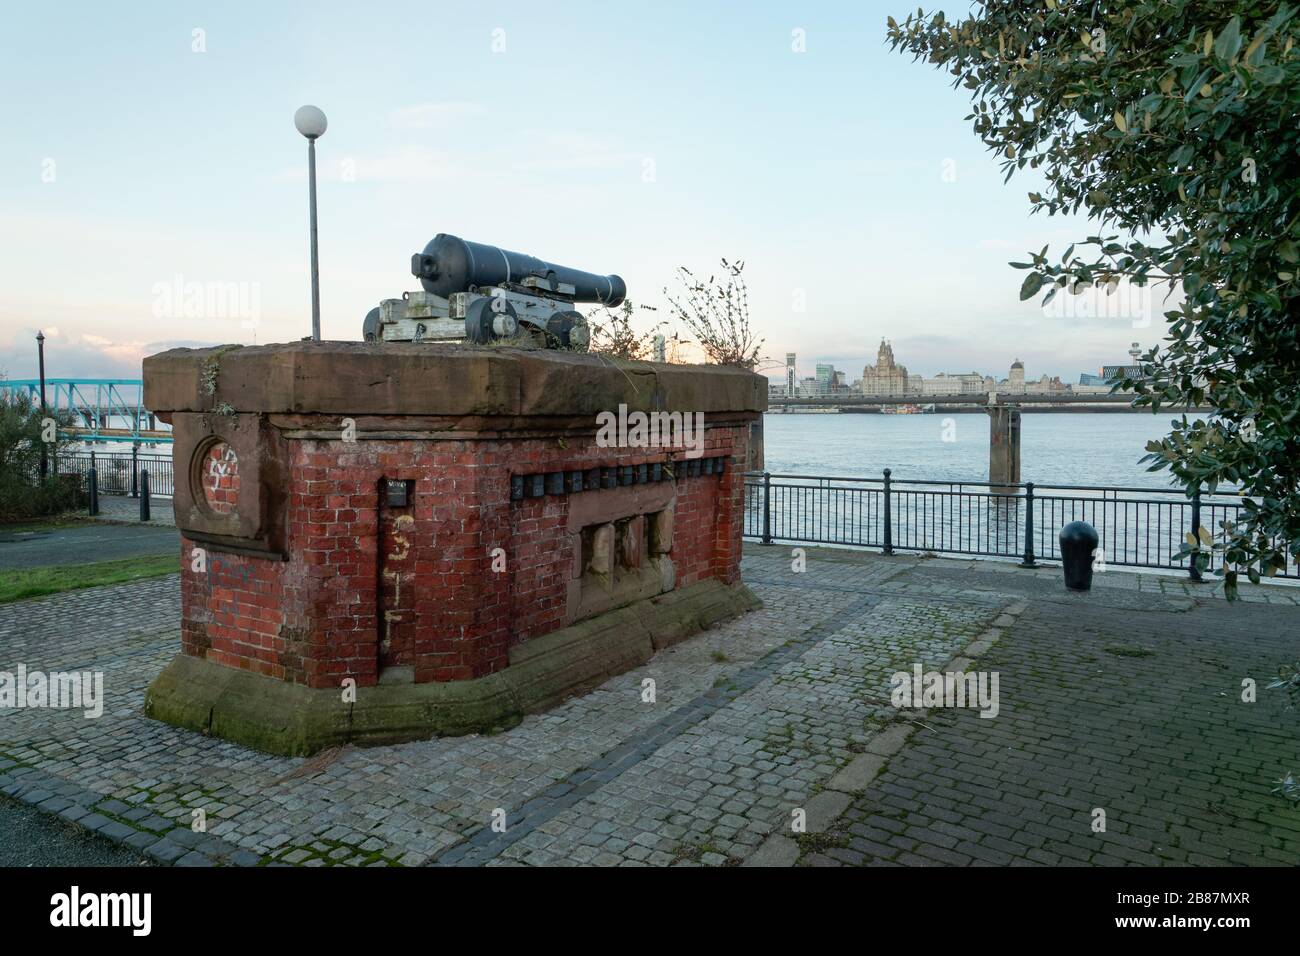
[1076,345,1146,393]
[861,340,911,396]
[1100,343,1144,382]
[774,344,1078,400]
[1100,364,1141,382]
[1008,359,1025,393]
[769,355,853,398]
[795,376,823,397]
[922,372,993,395]
[806,363,852,395]
[1024,373,1067,394]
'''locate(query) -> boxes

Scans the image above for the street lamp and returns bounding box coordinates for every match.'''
[36,330,47,480]
[294,105,328,341]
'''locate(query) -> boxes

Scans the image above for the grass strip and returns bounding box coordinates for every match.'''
[0,553,178,604]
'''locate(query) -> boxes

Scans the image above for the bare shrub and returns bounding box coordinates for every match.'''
[588,300,665,361]
[663,258,763,368]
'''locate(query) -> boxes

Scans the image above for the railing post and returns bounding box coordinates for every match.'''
[882,468,894,555]
[1189,487,1203,582]
[140,469,151,522]
[761,472,773,545]
[1020,481,1037,567]
[131,442,139,498]
[87,464,99,516]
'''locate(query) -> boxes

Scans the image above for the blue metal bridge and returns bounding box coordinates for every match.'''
[0,378,170,444]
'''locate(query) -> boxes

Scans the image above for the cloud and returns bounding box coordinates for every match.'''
[0,323,228,381]
[142,339,223,352]
[391,102,485,129]
[0,333,141,380]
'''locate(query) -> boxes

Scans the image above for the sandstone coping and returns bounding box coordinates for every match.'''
[143,341,768,425]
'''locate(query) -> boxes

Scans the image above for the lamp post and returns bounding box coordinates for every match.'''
[36,330,47,480]
[294,105,328,341]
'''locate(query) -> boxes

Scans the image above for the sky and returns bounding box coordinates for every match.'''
[0,0,1158,386]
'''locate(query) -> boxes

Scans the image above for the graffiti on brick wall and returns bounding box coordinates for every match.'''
[201,442,240,515]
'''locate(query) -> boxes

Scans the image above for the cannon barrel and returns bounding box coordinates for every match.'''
[411,233,625,306]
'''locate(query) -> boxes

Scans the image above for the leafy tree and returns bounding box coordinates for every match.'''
[0,388,82,521]
[888,1,1300,598]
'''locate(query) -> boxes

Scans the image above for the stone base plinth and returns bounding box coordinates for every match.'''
[145,579,759,755]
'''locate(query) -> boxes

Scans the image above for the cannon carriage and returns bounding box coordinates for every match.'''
[363,233,625,351]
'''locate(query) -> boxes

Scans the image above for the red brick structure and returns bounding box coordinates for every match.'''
[144,342,765,754]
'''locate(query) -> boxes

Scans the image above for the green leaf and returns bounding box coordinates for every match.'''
[1184,68,1212,101]
[1213,17,1242,60]
[1255,64,1284,85]
[1019,273,1045,300]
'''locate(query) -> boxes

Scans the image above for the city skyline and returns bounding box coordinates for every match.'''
[771,338,1143,391]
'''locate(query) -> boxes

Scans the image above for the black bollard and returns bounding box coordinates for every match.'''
[1059,520,1099,591]
[88,467,99,516]
[140,469,151,522]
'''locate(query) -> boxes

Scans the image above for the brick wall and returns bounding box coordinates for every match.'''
[180,422,750,689]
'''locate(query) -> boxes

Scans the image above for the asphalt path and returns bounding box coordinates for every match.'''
[0,523,178,571]
[0,795,148,867]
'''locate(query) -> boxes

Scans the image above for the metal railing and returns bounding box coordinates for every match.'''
[743,470,1295,580]
[55,450,175,498]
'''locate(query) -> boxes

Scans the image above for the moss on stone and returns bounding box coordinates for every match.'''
[146,580,762,756]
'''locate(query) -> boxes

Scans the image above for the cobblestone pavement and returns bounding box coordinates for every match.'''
[795,559,1300,867]
[0,544,1296,866]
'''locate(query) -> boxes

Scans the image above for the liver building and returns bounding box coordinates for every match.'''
[860,339,912,396]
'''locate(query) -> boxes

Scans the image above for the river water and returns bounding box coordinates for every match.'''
[751,410,1237,571]
[762,411,1181,489]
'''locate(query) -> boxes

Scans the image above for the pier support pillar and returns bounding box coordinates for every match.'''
[747,417,764,471]
[988,404,1021,491]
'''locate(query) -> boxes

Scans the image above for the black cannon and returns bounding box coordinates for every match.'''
[411,234,625,307]
[362,233,626,351]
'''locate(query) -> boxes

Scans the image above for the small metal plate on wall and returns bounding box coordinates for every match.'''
[385,478,412,507]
